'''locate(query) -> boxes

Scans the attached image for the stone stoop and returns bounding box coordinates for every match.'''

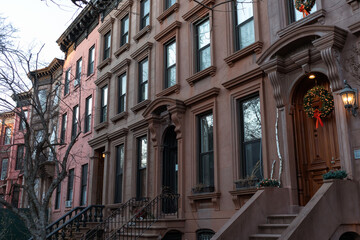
[249,214,298,240]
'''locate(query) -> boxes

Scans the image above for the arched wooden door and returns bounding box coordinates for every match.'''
[292,73,340,205]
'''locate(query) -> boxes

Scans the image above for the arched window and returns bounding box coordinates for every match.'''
[196,229,215,240]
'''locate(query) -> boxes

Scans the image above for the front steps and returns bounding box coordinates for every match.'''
[249,213,299,239]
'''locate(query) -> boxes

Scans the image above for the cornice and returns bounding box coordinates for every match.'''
[222,67,264,90]
[108,127,129,140]
[184,87,220,106]
[110,58,131,74]
[130,42,153,60]
[154,21,181,41]
[88,133,108,147]
[94,72,112,86]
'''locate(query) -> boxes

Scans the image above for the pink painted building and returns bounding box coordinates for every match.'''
[51,5,99,221]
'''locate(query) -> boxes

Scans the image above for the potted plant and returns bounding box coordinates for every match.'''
[323,170,348,180]
[257,178,280,188]
[192,183,215,194]
[234,160,261,189]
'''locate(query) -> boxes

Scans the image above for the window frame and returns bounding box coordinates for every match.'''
[71,105,79,140]
[88,45,95,76]
[164,39,176,89]
[60,113,67,144]
[114,144,124,203]
[195,18,211,72]
[136,135,147,200]
[4,127,11,145]
[64,69,70,96]
[196,229,215,240]
[19,110,28,130]
[1,158,8,180]
[84,95,92,133]
[138,58,149,103]
[103,31,112,61]
[75,57,82,86]
[66,168,74,202]
[233,1,255,51]
[55,184,61,209]
[80,164,88,206]
[287,0,317,23]
[100,85,108,123]
[120,15,129,47]
[165,0,176,10]
[15,144,24,170]
[117,73,127,114]
[140,0,150,30]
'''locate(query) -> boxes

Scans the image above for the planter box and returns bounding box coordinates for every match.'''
[235,179,259,189]
[192,186,215,194]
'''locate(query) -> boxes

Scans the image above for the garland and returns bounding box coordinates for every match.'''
[295,0,316,17]
[303,86,334,128]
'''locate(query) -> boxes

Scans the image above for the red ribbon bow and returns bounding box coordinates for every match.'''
[313,109,324,129]
[299,4,309,17]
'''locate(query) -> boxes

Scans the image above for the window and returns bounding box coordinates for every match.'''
[66,169,74,202]
[84,96,92,133]
[165,0,176,9]
[114,144,124,203]
[137,136,147,199]
[118,74,127,113]
[100,85,108,123]
[198,112,214,189]
[239,95,262,179]
[4,127,11,145]
[49,126,57,161]
[1,159,8,180]
[54,84,60,106]
[75,58,82,86]
[38,89,47,112]
[165,40,176,88]
[71,105,79,140]
[16,145,24,170]
[195,19,211,72]
[55,185,61,209]
[288,0,317,23]
[11,186,20,208]
[234,1,255,51]
[140,0,150,30]
[60,113,67,144]
[138,58,148,102]
[19,110,28,130]
[88,45,95,76]
[64,69,70,96]
[103,31,111,60]
[120,15,129,46]
[197,229,215,240]
[80,164,88,206]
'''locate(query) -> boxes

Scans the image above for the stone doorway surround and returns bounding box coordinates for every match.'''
[143,97,186,218]
[257,25,353,204]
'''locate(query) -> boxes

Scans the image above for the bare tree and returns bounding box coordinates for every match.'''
[0,17,81,240]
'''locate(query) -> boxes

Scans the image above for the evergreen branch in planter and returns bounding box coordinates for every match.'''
[323,170,348,180]
[258,178,280,188]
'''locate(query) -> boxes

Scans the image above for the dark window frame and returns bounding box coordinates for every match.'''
[118,73,127,113]
[1,158,8,180]
[114,144,124,203]
[140,0,150,30]
[60,113,67,144]
[71,105,79,140]
[165,0,176,10]
[64,69,70,96]
[55,184,61,209]
[80,164,88,206]
[19,110,28,130]
[136,136,147,200]
[138,58,148,103]
[103,31,111,60]
[4,127,11,145]
[233,1,255,51]
[84,96,92,133]
[120,15,129,46]
[100,85,108,123]
[88,45,95,76]
[66,169,74,202]
[15,144,24,170]
[195,18,211,72]
[164,39,176,89]
[196,229,215,240]
[75,57,82,86]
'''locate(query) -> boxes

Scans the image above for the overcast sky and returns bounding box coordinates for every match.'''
[1,0,81,66]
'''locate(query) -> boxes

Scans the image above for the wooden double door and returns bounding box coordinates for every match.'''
[292,75,340,205]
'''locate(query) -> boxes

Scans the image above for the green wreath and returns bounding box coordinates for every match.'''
[303,86,334,118]
[295,0,316,12]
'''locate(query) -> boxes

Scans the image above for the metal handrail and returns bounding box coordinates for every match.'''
[46,205,104,239]
[109,192,180,240]
[84,198,149,240]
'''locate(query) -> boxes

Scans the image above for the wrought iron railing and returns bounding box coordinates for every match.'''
[84,198,149,240]
[46,205,104,240]
[29,206,85,240]
[109,192,180,240]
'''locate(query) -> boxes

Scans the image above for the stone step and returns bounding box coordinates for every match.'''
[123,224,167,234]
[267,214,298,224]
[249,233,281,240]
[116,232,160,239]
[258,224,290,234]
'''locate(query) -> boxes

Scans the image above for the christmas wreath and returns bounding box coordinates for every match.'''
[295,0,316,17]
[303,86,334,128]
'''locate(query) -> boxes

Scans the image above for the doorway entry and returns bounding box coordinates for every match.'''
[292,73,340,205]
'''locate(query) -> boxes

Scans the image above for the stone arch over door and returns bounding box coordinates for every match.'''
[257,25,353,204]
[143,97,186,217]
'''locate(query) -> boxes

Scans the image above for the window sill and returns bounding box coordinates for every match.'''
[97,58,112,71]
[58,144,67,150]
[131,99,151,113]
[346,0,360,11]
[86,72,95,81]
[114,43,130,58]
[94,121,109,132]
[63,92,70,99]
[157,3,180,23]
[348,21,360,36]
[222,67,263,90]
[156,84,180,97]
[229,188,258,209]
[224,41,263,67]
[186,66,216,87]
[277,9,326,38]
[133,25,152,43]
[111,111,128,123]
[82,131,92,138]
[188,192,221,212]
[73,84,80,91]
